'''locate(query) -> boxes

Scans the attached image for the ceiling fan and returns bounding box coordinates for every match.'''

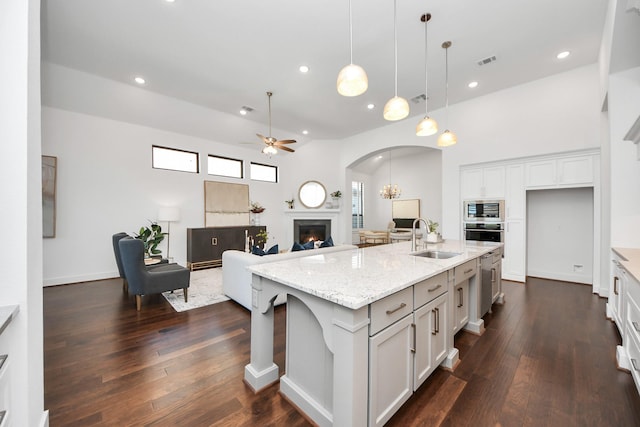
[257,91,296,155]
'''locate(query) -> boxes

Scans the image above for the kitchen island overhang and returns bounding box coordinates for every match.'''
[244,240,503,427]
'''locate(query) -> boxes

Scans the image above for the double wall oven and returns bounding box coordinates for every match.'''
[463,200,504,243]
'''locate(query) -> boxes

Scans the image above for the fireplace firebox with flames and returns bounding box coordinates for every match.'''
[294,219,331,244]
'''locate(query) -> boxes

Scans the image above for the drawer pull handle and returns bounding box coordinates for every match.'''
[491,268,496,282]
[464,268,473,274]
[633,321,640,333]
[410,323,416,353]
[428,284,442,293]
[211,237,218,246]
[386,302,406,315]
[632,359,639,372]
[457,287,463,308]
[613,276,619,296]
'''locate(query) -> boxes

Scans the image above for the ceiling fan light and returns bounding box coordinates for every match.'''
[383,96,410,121]
[416,116,438,136]
[337,64,368,97]
[262,145,278,156]
[437,129,457,147]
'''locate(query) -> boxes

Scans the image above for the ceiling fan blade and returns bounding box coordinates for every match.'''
[256,133,268,143]
[277,145,295,153]
[275,139,297,145]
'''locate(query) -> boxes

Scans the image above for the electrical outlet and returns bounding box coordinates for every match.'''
[573,264,583,272]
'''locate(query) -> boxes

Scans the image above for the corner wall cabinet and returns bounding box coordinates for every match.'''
[525,154,593,189]
[187,226,265,270]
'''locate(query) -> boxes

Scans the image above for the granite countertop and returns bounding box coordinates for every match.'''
[0,305,19,336]
[613,247,640,283]
[248,240,502,310]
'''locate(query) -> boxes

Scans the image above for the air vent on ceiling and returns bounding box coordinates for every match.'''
[410,94,427,104]
[477,55,497,66]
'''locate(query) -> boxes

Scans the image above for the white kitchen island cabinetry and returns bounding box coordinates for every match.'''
[244,241,501,426]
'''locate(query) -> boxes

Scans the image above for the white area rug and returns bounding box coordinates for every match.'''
[162,267,229,312]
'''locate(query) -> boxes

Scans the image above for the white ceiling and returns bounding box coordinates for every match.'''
[41,0,611,142]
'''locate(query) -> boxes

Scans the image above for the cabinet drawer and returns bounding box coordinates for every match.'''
[414,272,448,309]
[370,287,413,336]
[627,284,640,343]
[626,271,640,318]
[455,260,477,283]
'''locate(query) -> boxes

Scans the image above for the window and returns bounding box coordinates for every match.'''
[250,162,278,182]
[152,145,199,173]
[207,155,243,178]
[352,181,364,228]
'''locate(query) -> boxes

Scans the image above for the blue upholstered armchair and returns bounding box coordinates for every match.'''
[118,236,190,310]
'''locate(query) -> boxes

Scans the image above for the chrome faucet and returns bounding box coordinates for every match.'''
[412,218,428,252]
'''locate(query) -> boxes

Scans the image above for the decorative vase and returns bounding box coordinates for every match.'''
[332,197,340,208]
[427,232,439,243]
[251,212,261,226]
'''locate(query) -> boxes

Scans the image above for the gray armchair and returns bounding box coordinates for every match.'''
[113,232,169,292]
[118,236,190,310]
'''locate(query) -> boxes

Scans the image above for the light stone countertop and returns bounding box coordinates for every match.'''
[613,247,640,283]
[248,239,502,310]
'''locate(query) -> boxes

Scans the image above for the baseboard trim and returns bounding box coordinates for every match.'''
[43,271,118,287]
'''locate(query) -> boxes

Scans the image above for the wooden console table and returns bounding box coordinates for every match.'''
[186,226,265,270]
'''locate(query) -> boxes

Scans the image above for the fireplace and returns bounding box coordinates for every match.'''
[294,219,331,244]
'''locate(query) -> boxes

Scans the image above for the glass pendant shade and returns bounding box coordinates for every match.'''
[337,64,368,96]
[416,116,438,136]
[262,145,278,156]
[437,129,457,147]
[383,96,410,121]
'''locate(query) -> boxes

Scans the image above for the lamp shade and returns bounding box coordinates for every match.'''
[337,64,368,96]
[383,96,410,121]
[158,206,180,222]
[416,116,438,136]
[437,129,457,147]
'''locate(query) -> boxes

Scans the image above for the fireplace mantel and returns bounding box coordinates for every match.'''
[284,209,341,245]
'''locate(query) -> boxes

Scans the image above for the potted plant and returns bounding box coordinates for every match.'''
[256,229,269,248]
[134,221,166,258]
[426,219,440,243]
[250,201,265,225]
[330,190,342,208]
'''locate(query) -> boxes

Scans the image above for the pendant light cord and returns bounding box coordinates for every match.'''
[424,13,428,115]
[393,0,398,97]
[349,0,353,64]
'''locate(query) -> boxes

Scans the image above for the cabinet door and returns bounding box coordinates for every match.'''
[482,166,506,198]
[525,159,556,188]
[505,164,525,219]
[491,259,502,303]
[453,280,469,333]
[369,314,413,427]
[414,293,448,390]
[461,168,484,200]
[557,155,593,186]
[503,220,525,282]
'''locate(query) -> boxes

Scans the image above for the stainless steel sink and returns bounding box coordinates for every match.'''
[411,250,461,259]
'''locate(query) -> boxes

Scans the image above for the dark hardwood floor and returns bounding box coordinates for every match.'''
[44,276,640,426]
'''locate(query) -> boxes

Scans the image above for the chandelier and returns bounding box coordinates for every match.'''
[380,184,401,199]
[380,150,401,199]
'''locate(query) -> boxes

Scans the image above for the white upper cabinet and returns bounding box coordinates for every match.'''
[461,166,505,200]
[525,154,594,189]
[505,164,525,219]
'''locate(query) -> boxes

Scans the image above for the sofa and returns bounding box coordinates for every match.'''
[222,244,357,310]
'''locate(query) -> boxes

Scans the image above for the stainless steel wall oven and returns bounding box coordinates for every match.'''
[464,222,504,243]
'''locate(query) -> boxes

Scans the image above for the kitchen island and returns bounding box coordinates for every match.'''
[244,239,503,427]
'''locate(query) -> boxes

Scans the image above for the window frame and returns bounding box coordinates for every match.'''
[207,154,244,179]
[151,145,200,174]
[250,161,278,183]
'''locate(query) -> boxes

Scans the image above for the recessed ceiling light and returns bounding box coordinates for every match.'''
[468,81,478,89]
[299,65,309,73]
[165,0,175,3]
[557,51,570,59]
[239,109,247,116]
[367,103,375,110]
[134,76,146,85]
[302,130,309,135]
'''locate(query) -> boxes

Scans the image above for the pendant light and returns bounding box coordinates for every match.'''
[416,13,438,136]
[337,0,368,97]
[383,0,409,121]
[437,41,457,147]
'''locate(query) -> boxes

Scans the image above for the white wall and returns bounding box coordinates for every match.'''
[41,107,292,285]
[339,64,603,241]
[527,188,594,283]
[608,66,640,248]
[0,0,47,424]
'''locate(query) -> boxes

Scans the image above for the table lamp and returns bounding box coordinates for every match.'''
[158,206,180,261]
